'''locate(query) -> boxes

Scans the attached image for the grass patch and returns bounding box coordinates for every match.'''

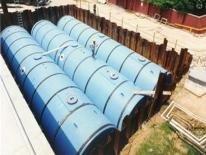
[182,143,202,155]
[136,122,200,155]
[191,128,206,138]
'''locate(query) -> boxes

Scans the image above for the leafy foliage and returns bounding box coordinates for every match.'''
[145,0,206,16]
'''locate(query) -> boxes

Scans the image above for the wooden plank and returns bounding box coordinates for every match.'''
[101,18,107,35]
[125,116,133,139]
[150,42,159,63]
[107,21,113,37]
[144,40,151,59]
[133,32,141,53]
[84,10,89,24]
[114,131,120,155]
[129,31,136,51]
[153,73,166,113]
[111,23,118,40]
[64,5,70,15]
[96,16,102,32]
[135,37,143,55]
[80,8,84,21]
[124,30,131,48]
[118,28,126,45]
[88,10,92,26]
[176,48,188,79]
[42,7,47,21]
[173,54,181,81]
[130,107,140,135]
[183,49,192,74]
[157,39,167,66]
[1,0,11,26]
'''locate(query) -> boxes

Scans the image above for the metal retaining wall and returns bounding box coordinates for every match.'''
[31,20,147,130]
[1,26,116,155]
[57,16,172,91]
[0,5,192,85]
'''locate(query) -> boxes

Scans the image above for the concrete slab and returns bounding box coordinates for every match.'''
[0,55,54,155]
[189,67,206,86]
[171,75,206,122]
[184,79,206,97]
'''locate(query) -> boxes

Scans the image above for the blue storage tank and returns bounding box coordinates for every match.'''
[1,26,115,155]
[57,16,172,90]
[31,20,146,130]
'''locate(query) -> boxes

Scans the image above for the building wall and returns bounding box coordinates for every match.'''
[108,0,206,33]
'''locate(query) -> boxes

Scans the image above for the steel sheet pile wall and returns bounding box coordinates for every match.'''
[1,26,116,155]
[57,16,172,91]
[31,20,147,131]
[0,5,192,84]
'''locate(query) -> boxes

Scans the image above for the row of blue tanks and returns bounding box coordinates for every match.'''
[1,15,172,155]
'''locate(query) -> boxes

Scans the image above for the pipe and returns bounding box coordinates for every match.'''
[31,20,147,130]
[1,25,115,155]
[57,16,173,90]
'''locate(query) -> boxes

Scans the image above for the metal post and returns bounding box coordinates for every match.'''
[140,0,144,7]
[174,40,178,50]
[136,24,138,32]
[80,0,81,8]
[88,2,90,11]
[34,43,71,60]
[1,0,8,15]
[109,11,111,21]
[97,6,99,16]
[1,0,11,25]
[93,4,96,15]
[121,17,124,27]
[153,32,156,42]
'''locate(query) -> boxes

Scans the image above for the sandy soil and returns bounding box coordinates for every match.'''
[120,113,165,155]
[1,0,206,58]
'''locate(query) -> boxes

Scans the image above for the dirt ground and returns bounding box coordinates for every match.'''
[120,106,204,155]
[119,73,206,155]
[121,74,206,154]
[120,113,165,155]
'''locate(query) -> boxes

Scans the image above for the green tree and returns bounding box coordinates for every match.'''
[145,0,206,15]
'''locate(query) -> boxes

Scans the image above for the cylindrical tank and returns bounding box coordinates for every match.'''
[1,26,115,155]
[31,20,146,130]
[57,16,172,90]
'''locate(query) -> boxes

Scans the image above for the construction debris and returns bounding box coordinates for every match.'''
[184,79,206,97]
[161,101,206,154]
[189,67,206,86]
